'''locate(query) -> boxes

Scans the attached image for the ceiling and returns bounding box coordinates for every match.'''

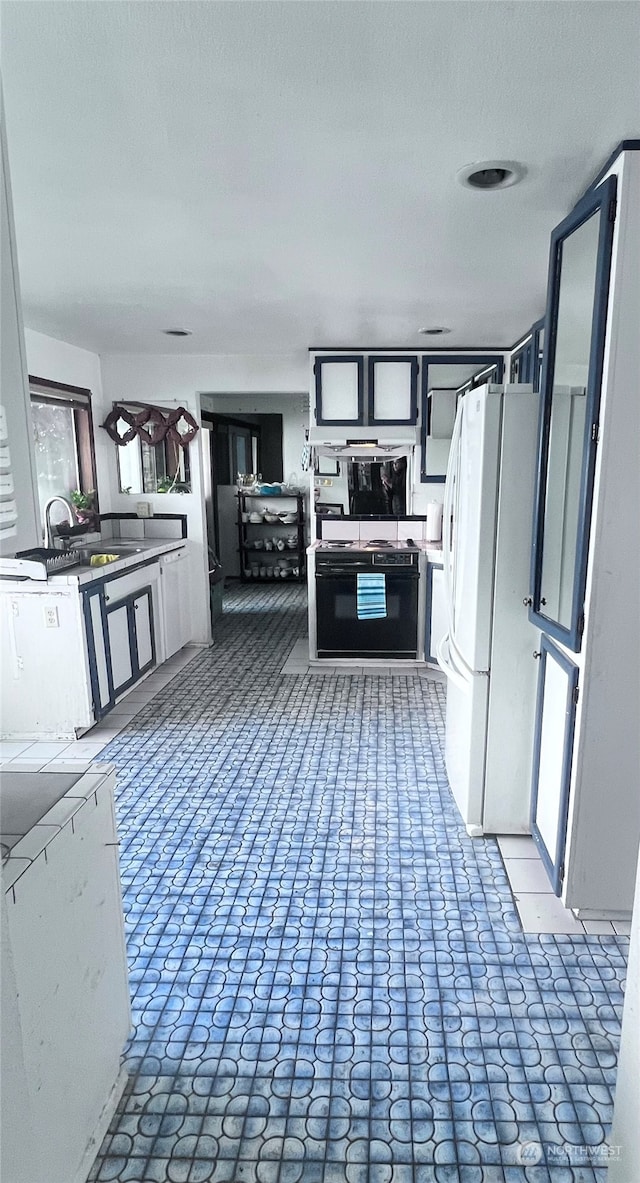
[2,1,639,356]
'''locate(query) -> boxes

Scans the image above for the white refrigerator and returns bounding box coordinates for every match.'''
[436,383,539,836]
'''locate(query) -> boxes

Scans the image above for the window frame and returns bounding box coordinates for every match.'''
[29,376,99,513]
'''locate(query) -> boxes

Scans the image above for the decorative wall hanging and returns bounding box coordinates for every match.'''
[102,403,199,447]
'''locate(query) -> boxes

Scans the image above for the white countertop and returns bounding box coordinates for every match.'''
[1,761,115,889]
[1,538,186,590]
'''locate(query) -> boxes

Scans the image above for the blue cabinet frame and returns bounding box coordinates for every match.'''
[509,337,533,384]
[419,354,504,483]
[367,355,418,425]
[528,175,617,651]
[83,582,156,720]
[530,637,579,895]
[314,355,364,426]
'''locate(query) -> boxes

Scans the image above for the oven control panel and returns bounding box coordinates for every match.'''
[372,551,417,566]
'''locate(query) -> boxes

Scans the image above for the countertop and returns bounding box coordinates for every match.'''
[1,538,186,590]
[1,761,115,888]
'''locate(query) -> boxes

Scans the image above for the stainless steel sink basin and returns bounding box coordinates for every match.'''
[70,544,145,564]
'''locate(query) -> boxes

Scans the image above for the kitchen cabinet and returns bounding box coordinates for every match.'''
[530,638,578,893]
[425,561,446,664]
[525,145,640,915]
[419,355,505,483]
[1,764,130,1183]
[367,356,418,425]
[314,355,364,425]
[158,548,189,659]
[529,174,617,651]
[313,352,418,427]
[84,577,157,718]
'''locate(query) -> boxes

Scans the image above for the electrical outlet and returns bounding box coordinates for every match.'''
[136,501,153,518]
[44,606,59,628]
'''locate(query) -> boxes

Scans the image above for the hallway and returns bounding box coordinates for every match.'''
[90,585,627,1183]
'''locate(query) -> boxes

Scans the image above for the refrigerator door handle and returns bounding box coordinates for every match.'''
[442,399,463,641]
[436,632,469,692]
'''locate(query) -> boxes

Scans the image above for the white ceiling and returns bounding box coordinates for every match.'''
[2,1,639,356]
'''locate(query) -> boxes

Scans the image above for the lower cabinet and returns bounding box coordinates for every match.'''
[529,636,579,895]
[84,581,157,720]
[425,562,446,664]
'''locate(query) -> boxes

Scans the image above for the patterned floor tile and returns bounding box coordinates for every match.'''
[88,583,629,1183]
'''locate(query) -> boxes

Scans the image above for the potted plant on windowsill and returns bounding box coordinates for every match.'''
[70,489,100,533]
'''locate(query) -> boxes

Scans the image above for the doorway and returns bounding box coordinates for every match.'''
[201,412,283,578]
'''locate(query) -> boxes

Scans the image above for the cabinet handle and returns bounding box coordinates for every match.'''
[523,596,533,607]
[533,650,541,659]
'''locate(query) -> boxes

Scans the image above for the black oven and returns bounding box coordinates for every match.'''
[315,550,419,659]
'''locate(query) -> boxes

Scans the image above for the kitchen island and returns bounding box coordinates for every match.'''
[1,761,130,1183]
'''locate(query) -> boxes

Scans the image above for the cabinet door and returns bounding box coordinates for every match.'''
[160,552,188,659]
[368,356,418,425]
[132,589,155,673]
[530,637,579,894]
[314,356,364,425]
[106,602,134,697]
[529,174,617,650]
[83,588,112,718]
[425,563,446,664]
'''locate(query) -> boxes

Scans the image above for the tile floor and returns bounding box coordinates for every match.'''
[70,583,627,1182]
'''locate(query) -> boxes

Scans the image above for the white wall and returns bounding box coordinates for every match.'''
[24,329,112,517]
[609,854,640,1182]
[100,353,307,643]
[200,390,309,483]
[1,97,40,555]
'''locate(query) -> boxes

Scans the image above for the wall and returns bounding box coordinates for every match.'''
[1,96,40,556]
[609,854,640,1181]
[200,391,309,482]
[24,329,112,517]
[100,354,308,643]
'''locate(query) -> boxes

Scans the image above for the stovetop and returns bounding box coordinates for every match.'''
[316,539,418,553]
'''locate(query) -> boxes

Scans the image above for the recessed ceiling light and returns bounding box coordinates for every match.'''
[457,160,526,190]
[163,328,192,337]
[419,326,452,336]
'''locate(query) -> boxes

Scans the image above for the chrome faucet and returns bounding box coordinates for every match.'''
[43,496,75,550]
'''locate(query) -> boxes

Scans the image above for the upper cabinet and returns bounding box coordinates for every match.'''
[419,355,504,482]
[313,353,417,427]
[367,356,418,425]
[314,355,364,426]
[529,174,617,650]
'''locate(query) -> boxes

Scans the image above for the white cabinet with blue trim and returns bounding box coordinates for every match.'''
[526,144,640,916]
[425,560,446,665]
[312,352,418,427]
[530,639,578,894]
[84,567,158,721]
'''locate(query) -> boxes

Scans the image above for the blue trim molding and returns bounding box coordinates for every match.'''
[529,174,617,651]
[530,637,579,895]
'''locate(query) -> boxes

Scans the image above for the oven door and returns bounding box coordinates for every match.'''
[316,569,418,658]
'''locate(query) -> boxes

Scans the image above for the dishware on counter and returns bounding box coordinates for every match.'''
[256,482,282,496]
[264,540,273,551]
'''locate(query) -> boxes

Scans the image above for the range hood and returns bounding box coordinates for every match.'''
[313,440,414,461]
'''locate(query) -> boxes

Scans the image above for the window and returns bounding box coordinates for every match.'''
[30,378,99,525]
